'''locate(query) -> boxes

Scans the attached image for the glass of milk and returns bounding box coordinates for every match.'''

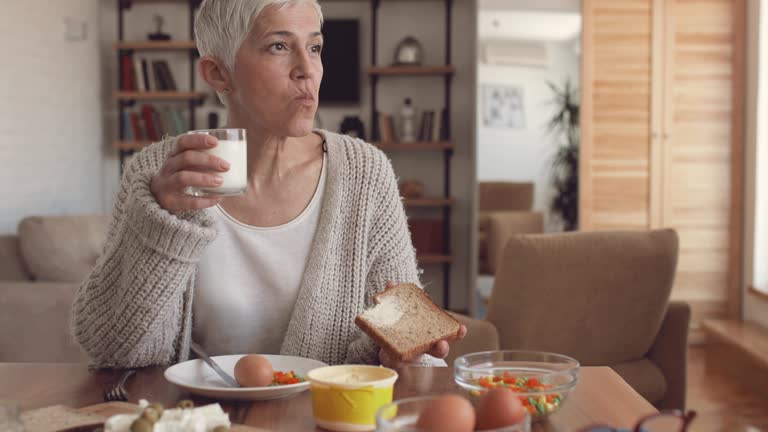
[185,128,247,197]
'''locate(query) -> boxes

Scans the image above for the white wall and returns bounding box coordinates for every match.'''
[744,0,768,327]
[476,39,580,229]
[0,0,104,234]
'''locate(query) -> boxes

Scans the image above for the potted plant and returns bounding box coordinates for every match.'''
[545,80,579,231]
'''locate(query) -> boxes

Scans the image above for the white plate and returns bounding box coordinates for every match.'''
[164,354,328,401]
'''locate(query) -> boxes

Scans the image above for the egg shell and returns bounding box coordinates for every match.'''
[234,354,274,387]
[415,394,475,432]
[475,387,527,430]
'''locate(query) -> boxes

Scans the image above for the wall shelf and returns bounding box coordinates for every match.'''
[114,141,152,151]
[114,91,206,101]
[417,254,453,265]
[367,65,455,76]
[404,198,454,208]
[375,141,454,151]
[114,41,196,51]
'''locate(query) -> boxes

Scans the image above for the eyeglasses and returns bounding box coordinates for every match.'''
[578,410,697,432]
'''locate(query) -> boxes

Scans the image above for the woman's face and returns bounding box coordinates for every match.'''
[230,3,323,137]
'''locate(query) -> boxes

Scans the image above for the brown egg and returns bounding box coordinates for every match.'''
[475,387,527,430]
[415,394,475,432]
[234,354,273,387]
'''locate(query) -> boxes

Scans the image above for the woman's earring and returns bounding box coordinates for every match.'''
[222,88,232,95]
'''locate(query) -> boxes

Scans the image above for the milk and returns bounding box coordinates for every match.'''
[188,138,247,197]
[205,139,247,192]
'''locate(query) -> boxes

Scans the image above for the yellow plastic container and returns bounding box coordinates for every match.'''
[307,365,399,432]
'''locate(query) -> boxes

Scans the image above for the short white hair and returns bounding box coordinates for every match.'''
[195,0,323,72]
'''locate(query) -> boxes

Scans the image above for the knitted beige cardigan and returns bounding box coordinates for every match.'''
[71,131,425,368]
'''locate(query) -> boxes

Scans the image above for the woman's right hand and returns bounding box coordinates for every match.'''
[150,134,231,214]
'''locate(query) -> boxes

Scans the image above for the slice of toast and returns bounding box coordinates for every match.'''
[354,283,461,363]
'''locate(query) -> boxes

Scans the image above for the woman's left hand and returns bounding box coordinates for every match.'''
[379,281,468,369]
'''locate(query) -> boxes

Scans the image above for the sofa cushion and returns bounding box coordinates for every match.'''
[612,358,668,405]
[0,235,31,281]
[479,182,534,212]
[18,215,110,282]
[0,281,88,362]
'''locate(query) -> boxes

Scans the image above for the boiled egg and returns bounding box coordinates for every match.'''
[415,394,475,432]
[233,354,273,387]
[475,387,527,430]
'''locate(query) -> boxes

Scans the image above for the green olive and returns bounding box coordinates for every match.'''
[148,402,164,418]
[213,426,230,432]
[177,399,194,409]
[130,418,153,432]
[140,406,160,423]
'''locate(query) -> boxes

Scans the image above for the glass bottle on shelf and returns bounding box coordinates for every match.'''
[400,98,416,142]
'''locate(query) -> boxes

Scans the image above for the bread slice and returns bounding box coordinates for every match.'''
[354,283,462,362]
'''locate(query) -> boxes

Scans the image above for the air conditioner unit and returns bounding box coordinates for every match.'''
[482,40,548,68]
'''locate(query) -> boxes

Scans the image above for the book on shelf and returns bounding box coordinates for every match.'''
[146,59,156,92]
[377,112,395,143]
[141,105,159,141]
[120,54,135,91]
[153,60,177,91]
[132,57,145,92]
[141,59,151,91]
[129,112,143,141]
[120,54,178,92]
[170,108,186,134]
[123,105,188,142]
[121,112,133,141]
[417,111,433,141]
[416,109,448,142]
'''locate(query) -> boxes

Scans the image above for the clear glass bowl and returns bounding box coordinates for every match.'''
[453,351,580,422]
[376,395,531,432]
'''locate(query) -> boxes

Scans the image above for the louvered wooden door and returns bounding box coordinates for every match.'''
[657,0,743,329]
[581,0,653,230]
[581,0,744,330]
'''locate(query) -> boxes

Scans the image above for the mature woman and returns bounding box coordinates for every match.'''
[72,0,464,369]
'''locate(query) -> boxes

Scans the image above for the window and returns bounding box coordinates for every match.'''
[752,0,768,295]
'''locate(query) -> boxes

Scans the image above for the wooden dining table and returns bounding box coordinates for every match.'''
[0,363,656,431]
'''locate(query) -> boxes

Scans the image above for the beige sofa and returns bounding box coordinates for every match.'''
[0,214,497,365]
[0,215,109,363]
[478,182,544,275]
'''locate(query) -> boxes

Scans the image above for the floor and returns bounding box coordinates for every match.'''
[687,347,768,432]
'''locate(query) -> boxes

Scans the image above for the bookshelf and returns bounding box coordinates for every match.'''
[114,91,206,101]
[417,254,454,265]
[375,141,454,151]
[114,0,203,168]
[367,65,455,76]
[404,198,454,208]
[368,0,455,309]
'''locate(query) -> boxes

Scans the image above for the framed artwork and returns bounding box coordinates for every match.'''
[482,84,526,129]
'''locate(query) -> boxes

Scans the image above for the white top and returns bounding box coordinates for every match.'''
[193,155,327,356]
